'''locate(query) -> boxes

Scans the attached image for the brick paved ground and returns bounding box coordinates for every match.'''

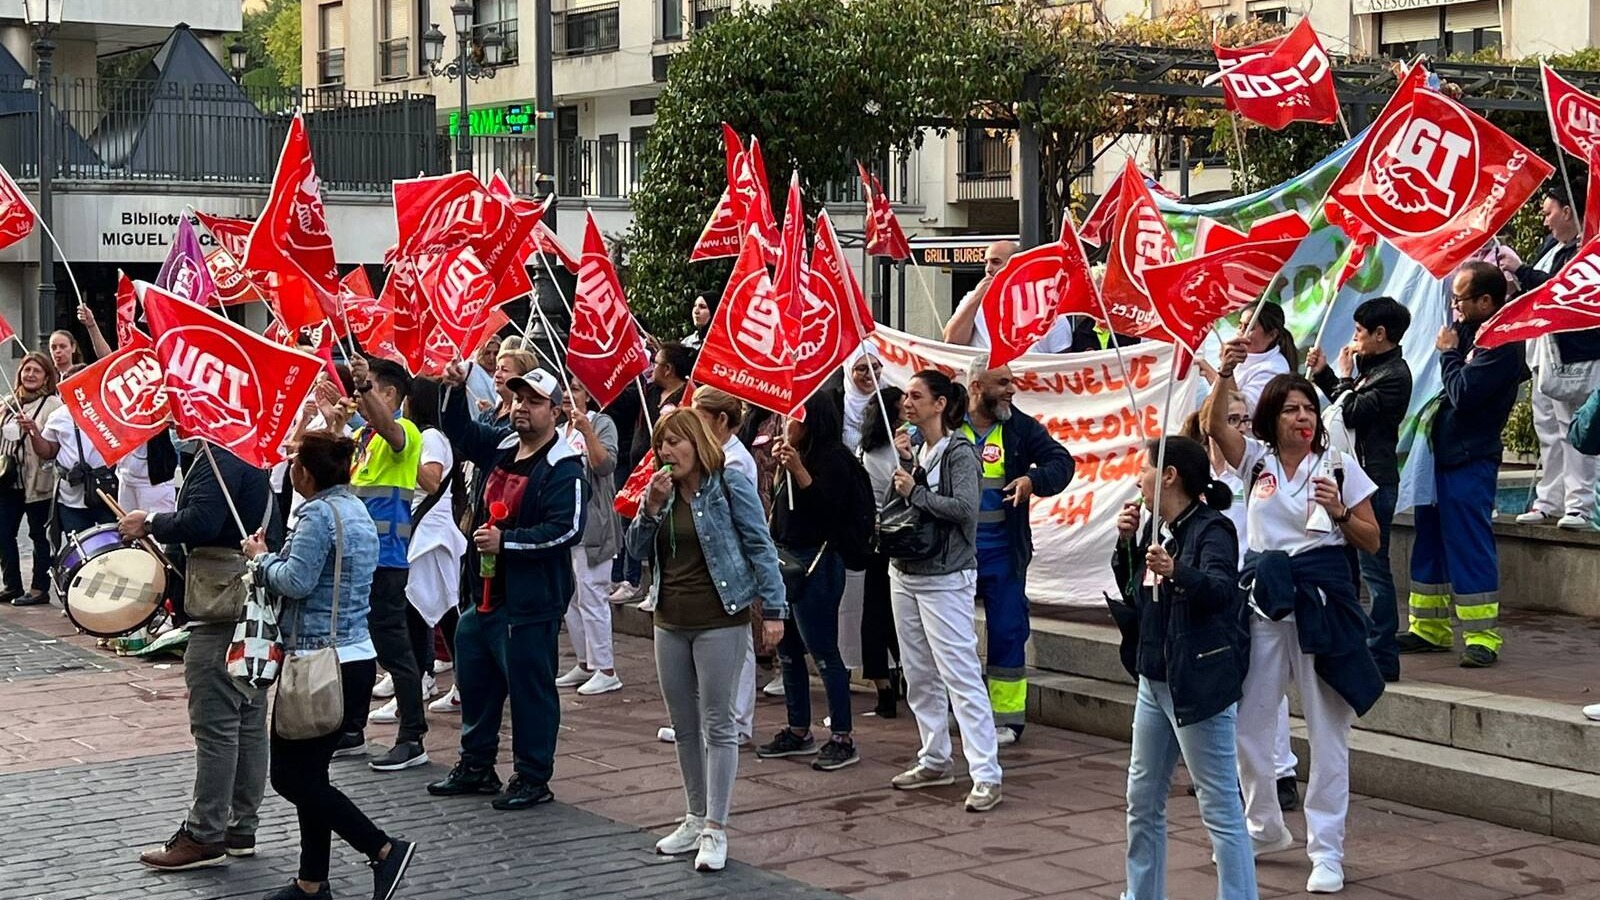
[8,599,1600,899]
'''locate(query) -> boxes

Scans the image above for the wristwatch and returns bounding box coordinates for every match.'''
[1333,506,1352,524]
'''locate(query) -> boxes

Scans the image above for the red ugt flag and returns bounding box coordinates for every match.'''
[0,163,37,251]
[692,233,794,415]
[980,216,1098,369]
[1212,19,1338,130]
[1542,63,1600,161]
[857,163,912,260]
[569,211,650,409]
[1328,65,1553,280]
[789,210,875,414]
[59,344,170,467]
[690,124,751,261]
[1477,232,1600,349]
[243,114,337,331]
[1098,160,1175,339]
[141,282,323,468]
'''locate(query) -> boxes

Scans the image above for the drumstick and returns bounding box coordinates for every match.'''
[97,488,180,575]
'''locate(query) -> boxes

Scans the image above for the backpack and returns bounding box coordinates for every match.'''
[836,452,879,571]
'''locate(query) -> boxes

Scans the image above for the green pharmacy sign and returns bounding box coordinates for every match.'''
[448,104,535,136]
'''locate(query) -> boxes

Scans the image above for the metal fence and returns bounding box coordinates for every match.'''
[0,75,439,192]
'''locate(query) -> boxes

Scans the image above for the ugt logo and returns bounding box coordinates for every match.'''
[1557,95,1600,158]
[160,329,260,448]
[1548,258,1600,313]
[728,270,788,371]
[1365,100,1479,235]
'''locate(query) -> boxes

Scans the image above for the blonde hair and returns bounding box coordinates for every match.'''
[495,348,538,376]
[690,386,745,431]
[652,408,726,475]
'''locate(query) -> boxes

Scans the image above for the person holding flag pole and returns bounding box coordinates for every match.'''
[0,349,61,607]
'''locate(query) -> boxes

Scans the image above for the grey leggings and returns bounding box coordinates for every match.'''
[654,624,748,824]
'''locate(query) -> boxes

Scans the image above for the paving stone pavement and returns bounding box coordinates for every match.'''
[0,614,125,681]
[0,750,844,900]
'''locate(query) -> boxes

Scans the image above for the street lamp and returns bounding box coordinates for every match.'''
[423,1,504,173]
[228,40,248,82]
[22,0,64,353]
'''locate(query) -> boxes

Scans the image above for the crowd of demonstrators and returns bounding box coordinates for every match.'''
[0,352,62,606]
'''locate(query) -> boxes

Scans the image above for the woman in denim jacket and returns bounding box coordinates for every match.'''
[626,409,785,874]
[243,431,417,900]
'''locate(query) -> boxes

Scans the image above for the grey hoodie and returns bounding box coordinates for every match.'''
[893,432,980,576]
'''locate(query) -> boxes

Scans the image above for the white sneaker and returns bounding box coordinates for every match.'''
[577,671,623,695]
[609,583,640,603]
[655,815,705,855]
[1307,862,1345,893]
[1559,514,1595,531]
[1254,825,1296,857]
[995,726,1018,747]
[636,596,657,612]
[762,678,785,697]
[433,660,453,675]
[658,726,677,743]
[1584,702,1600,722]
[555,665,590,687]
[421,673,438,700]
[694,829,727,872]
[1517,510,1556,525]
[429,685,460,713]
[965,781,1003,812]
[370,698,399,724]
[372,673,394,699]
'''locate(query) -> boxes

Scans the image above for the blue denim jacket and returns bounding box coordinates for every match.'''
[625,468,787,619]
[256,487,378,652]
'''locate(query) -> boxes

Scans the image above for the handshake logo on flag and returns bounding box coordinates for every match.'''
[1367,114,1477,231]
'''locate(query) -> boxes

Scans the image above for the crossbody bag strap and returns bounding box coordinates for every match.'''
[328,503,343,644]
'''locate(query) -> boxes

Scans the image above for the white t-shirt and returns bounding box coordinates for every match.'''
[957,289,1075,354]
[722,434,758,489]
[915,436,950,489]
[412,428,455,518]
[1234,349,1291,413]
[1214,464,1248,567]
[42,405,106,508]
[116,441,150,485]
[1234,436,1376,558]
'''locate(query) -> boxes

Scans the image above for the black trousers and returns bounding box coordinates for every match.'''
[352,567,428,742]
[0,489,51,594]
[270,659,388,883]
[858,552,901,681]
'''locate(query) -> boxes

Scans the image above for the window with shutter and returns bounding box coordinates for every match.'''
[1378,8,1443,60]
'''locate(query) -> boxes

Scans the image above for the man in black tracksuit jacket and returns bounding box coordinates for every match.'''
[428,366,586,809]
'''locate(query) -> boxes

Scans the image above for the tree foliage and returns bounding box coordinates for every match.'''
[226,0,301,89]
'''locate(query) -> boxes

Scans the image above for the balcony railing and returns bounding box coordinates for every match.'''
[553,6,620,56]
[1,75,439,193]
[956,129,1013,201]
[557,136,645,198]
[317,48,346,87]
[817,152,919,207]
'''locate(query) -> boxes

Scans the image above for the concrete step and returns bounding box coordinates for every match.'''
[1025,671,1600,844]
[1009,614,1600,777]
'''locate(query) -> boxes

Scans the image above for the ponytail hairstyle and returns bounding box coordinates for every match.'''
[911,369,969,433]
[1146,436,1233,512]
[1250,301,1299,371]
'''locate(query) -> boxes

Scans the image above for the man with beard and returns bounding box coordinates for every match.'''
[958,359,1076,744]
[428,366,586,808]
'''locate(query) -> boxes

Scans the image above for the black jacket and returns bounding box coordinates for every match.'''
[150,444,273,621]
[964,410,1076,576]
[1431,320,1530,470]
[1517,236,1600,364]
[1243,546,1384,717]
[1313,347,1412,487]
[1108,502,1246,727]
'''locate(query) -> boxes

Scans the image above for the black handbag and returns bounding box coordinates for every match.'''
[875,445,949,561]
[70,428,119,512]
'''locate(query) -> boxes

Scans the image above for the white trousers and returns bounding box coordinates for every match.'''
[889,567,1001,784]
[1237,617,1356,866]
[1532,388,1598,518]
[839,569,865,670]
[119,479,176,516]
[1274,698,1298,779]
[566,547,615,670]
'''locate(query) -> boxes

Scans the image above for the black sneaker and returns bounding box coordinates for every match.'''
[1396,633,1449,654]
[1277,775,1300,812]
[755,729,818,758]
[427,762,503,796]
[11,590,49,607]
[369,837,416,900]
[331,731,368,759]
[0,587,20,604]
[812,738,860,771]
[224,833,257,857]
[262,881,331,900]
[369,741,429,772]
[1460,645,1499,668]
[491,775,554,811]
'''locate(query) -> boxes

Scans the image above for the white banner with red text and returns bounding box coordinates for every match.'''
[869,327,1197,606]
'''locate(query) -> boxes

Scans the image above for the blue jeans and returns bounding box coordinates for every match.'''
[1358,483,1399,680]
[1125,677,1257,900]
[778,548,852,736]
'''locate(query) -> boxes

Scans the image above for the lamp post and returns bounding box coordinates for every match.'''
[22,0,63,352]
[422,2,504,174]
[228,40,248,83]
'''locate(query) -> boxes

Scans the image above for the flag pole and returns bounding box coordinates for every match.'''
[34,217,84,311]
[903,257,945,330]
[1228,112,1248,177]
[200,441,250,544]
[1147,347,1184,541]
[1089,291,1148,442]
[1308,239,1359,369]
[1335,106,1353,142]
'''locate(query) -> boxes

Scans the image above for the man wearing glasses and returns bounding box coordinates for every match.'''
[1308,298,1414,683]
[1400,262,1529,669]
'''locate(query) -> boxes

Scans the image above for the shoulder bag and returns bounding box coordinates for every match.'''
[274,503,347,741]
[228,558,284,689]
[187,494,278,624]
[875,444,950,561]
[69,427,118,512]
[1539,336,1600,404]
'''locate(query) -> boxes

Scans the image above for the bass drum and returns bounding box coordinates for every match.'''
[56,524,168,638]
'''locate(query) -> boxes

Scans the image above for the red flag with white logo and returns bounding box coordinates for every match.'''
[773,171,807,344]
[0,310,15,347]
[141,281,324,468]
[568,213,650,408]
[205,248,268,308]
[0,163,36,251]
[195,212,253,260]
[692,233,794,415]
[1142,211,1310,351]
[115,271,140,349]
[1477,233,1600,349]
[417,246,505,368]
[336,266,399,364]
[1328,66,1554,279]
[1098,160,1175,339]
[979,216,1098,369]
[1211,19,1338,131]
[743,137,783,266]
[857,163,913,261]
[1586,146,1600,245]
[59,344,170,467]
[242,114,337,331]
[529,220,579,271]
[690,124,750,261]
[1078,188,1120,248]
[1542,63,1600,161]
[789,210,875,414]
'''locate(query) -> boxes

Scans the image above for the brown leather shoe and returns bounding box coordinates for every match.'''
[139,828,226,871]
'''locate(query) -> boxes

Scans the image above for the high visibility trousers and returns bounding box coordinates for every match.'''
[976,546,1029,733]
[1408,459,1502,653]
